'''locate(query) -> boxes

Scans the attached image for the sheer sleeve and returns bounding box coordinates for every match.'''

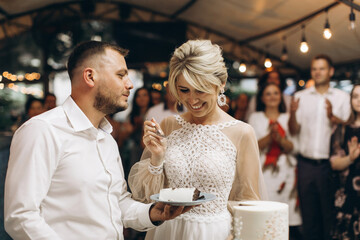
[226,122,268,201]
[128,148,166,203]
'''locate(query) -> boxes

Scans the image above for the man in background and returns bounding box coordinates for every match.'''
[289,54,351,240]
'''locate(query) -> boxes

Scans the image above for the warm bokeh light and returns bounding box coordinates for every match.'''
[300,41,309,53]
[323,28,332,39]
[264,58,272,68]
[152,83,162,91]
[239,63,246,73]
[159,71,167,78]
[17,75,24,81]
[298,80,305,87]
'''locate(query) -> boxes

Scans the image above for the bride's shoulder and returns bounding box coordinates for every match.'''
[225,118,253,135]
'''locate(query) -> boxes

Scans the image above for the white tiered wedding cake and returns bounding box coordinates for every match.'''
[231,201,288,240]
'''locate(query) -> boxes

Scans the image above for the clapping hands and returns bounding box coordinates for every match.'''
[290,97,299,114]
[270,122,282,143]
[348,136,360,163]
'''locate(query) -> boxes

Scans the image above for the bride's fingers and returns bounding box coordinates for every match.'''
[143,134,163,147]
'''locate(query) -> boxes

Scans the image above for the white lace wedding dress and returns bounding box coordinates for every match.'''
[129,115,265,240]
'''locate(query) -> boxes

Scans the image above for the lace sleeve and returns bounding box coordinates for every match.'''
[128,148,166,203]
[227,123,268,201]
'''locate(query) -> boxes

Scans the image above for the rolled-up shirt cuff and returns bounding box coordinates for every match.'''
[138,203,158,228]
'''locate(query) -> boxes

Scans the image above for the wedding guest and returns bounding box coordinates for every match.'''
[145,85,186,124]
[330,84,360,239]
[127,87,153,177]
[129,39,266,240]
[150,88,163,106]
[289,54,351,240]
[245,69,291,122]
[249,82,302,239]
[44,92,57,110]
[24,96,44,120]
[230,93,249,121]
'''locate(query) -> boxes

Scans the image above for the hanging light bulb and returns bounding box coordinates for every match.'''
[300,25,309,53]
[300,41,309,53]
[264,57,272,68]
[323,10,332,39]
[349,1,356,30]
[239,62,246,73]
[281,36,288,61]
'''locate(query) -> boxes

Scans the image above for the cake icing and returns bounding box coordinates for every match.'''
[232,201,288,240]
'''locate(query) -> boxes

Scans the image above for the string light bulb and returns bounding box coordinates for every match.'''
[239,62,246,73]
[264,57,272,68]
[349,1,356,30]
[263,44,272,68]
[300,25,309,53]
[323,10,332,39]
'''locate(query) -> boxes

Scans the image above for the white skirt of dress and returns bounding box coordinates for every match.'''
[145,211,232,240]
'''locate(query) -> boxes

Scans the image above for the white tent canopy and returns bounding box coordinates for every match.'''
[0,0,359,77]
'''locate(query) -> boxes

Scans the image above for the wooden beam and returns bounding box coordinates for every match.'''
[336,0,360,11]
[171,0,197,18]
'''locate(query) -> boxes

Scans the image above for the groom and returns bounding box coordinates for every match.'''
[4,41,192,240]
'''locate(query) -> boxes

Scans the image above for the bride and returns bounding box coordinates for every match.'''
[129,39,266,240]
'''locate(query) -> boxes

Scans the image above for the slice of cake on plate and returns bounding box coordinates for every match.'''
[159,187,200,202]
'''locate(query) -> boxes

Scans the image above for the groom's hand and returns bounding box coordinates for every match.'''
[149,202,194,225]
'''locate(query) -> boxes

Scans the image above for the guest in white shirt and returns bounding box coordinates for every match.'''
[288,54,351,240]
[145,85,186,124]
[4,41,192,240]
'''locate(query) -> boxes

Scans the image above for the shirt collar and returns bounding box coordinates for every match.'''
[309,86,334,95]
[62,96,113,134]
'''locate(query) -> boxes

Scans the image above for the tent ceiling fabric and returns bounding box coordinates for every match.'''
[0,0,360,74]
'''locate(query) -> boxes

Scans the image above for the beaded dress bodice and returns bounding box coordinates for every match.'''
[164,115,239,220]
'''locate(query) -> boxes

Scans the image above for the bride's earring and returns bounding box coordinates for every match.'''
[217,89,226,106]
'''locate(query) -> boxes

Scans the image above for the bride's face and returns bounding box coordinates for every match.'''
[176,74,218,119]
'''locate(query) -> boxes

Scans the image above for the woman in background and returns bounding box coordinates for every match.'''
[245,69,291,122]
[125,87,153,178]
[330,84,360,239]
[248,82,302,239]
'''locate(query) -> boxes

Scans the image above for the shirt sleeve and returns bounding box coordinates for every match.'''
[4,119,63,240]
[339,92,351,122]
[117,172,157,231]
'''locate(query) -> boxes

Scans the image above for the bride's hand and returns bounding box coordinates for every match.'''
[143,118,166,165]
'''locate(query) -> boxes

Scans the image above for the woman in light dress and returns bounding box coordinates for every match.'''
[248,83,302,237]
[128,39,266,240]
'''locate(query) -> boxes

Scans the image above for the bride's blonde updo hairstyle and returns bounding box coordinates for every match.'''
[168,39,228,103]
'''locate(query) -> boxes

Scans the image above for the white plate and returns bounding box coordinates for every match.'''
[150,192,217,206]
